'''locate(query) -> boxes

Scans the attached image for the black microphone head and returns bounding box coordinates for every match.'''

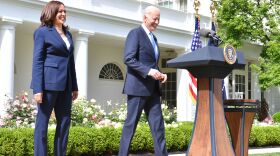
[200,28,216,38]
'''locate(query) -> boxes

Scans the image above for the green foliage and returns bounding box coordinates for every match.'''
[0,128,34,155]
[130,124,153,152]
[249,126,280,146]
[165,123,192,152]
[272,112,280,123]
[217,0,280,90]
[71,98,106,127]
[68,127,106,155]
[1,123,280,155]
[0,122,192,155]
[1,95,177,129]
[0,92,37,128]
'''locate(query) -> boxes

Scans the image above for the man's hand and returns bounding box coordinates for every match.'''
[148,69,162,80]
[72,91,78,101]
[159,73,167,83]
[148,69,168,83]
[34,92,43,104]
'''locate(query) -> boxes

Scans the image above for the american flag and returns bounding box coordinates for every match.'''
[188,17,202,106]
[191,17,202,52]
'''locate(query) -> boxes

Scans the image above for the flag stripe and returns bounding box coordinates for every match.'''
[189,72,197,88]
[187,17,202,105]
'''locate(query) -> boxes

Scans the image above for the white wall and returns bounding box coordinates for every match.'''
[88,40,126,111]
[14,28,33,96]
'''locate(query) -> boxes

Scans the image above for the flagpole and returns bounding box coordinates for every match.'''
[210,0,218,33]
[193,0,200,19]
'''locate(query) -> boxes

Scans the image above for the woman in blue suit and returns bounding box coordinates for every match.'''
[30,1,78,155]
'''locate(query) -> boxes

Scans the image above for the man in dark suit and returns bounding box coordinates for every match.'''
[118,6,168,156]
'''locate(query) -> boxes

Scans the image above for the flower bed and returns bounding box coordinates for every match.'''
[0,92,177,128]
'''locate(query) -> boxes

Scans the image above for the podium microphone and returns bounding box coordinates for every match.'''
[200,28,223,46]
[200,28,216,38]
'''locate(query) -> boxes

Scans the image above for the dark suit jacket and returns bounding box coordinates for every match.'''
[123,26,160,96]
[30,26,78,94]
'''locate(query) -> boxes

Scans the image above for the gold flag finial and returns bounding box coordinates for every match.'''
[210,0,219,32]
[210,1,215,19]
[210,0,218,20]
[194,0,200,17]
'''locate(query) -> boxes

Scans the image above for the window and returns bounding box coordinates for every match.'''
[235,74,246,99]
[248,62,252,99]
[99,63,123,80]
[161,72,176,108]
[228,71,246,99]
[157,0,173,9]
[157,0,187,11]
[179,0,187,12]
[161,58,172,68]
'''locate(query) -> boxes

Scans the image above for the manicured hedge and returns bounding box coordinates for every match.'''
[272,112,280,123]
[0,122,280,155]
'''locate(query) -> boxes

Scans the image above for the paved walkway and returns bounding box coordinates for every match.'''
[127,147,280,155]
[168,147,280,155]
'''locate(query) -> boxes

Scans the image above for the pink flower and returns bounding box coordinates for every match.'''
[91,114,97,120]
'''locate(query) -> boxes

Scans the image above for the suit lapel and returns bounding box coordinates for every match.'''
[65,32,74,53]
[49,26,72,54]
[139,27,156,60]
[139,27,160,62]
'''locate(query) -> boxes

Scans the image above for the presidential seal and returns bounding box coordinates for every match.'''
[223,44,236,64]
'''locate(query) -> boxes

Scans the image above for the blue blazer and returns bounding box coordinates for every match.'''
[31,26,78,94]
[123,26,160,96]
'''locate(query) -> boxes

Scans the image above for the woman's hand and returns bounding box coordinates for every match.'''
[72,91,78,101]
[34,92,43,104]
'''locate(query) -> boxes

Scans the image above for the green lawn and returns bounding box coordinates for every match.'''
[250,153,280,156]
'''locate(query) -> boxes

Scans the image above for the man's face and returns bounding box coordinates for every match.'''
[144,10,160,32]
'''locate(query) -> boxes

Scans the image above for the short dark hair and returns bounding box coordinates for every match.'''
[40,0,68,30]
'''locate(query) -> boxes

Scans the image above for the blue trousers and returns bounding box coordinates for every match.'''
[34,90,72,156]
[118,92,168,156]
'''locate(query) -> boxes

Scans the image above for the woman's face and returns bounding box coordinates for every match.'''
[54,4,66,26]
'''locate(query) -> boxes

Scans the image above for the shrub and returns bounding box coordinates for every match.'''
[1,123,280,155]
[0,128,34,155]
[0,92,37,128]
[249,126,280,146]
[272,112,280,123]
[71,98,106,127]
[0,122,193,155]
[1,94,177,128]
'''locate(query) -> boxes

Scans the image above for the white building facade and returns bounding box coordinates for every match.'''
[0,0,279,120]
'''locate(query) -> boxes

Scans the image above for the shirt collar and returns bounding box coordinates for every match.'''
[141,23,151,36]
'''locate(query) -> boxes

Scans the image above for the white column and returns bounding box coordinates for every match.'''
[177,69,194,121]
[176,50,195,121]
[0,17,22,114]
[74,30,94,99]
[224,76,229,99]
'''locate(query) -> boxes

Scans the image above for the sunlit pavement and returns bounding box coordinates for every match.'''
[121,147,280,155]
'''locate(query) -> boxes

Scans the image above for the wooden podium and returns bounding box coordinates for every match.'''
[224,99,259,156]
[167,46,246,156]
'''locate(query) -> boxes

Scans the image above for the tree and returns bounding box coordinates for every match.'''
[216,0,280,90]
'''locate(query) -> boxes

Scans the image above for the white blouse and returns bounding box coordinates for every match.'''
[61,35,70,50]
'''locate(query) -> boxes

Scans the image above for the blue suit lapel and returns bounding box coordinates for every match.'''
[65,32,74,53]
[48,26,73,54]
[139,27,157,60]
[139,27,160,62]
